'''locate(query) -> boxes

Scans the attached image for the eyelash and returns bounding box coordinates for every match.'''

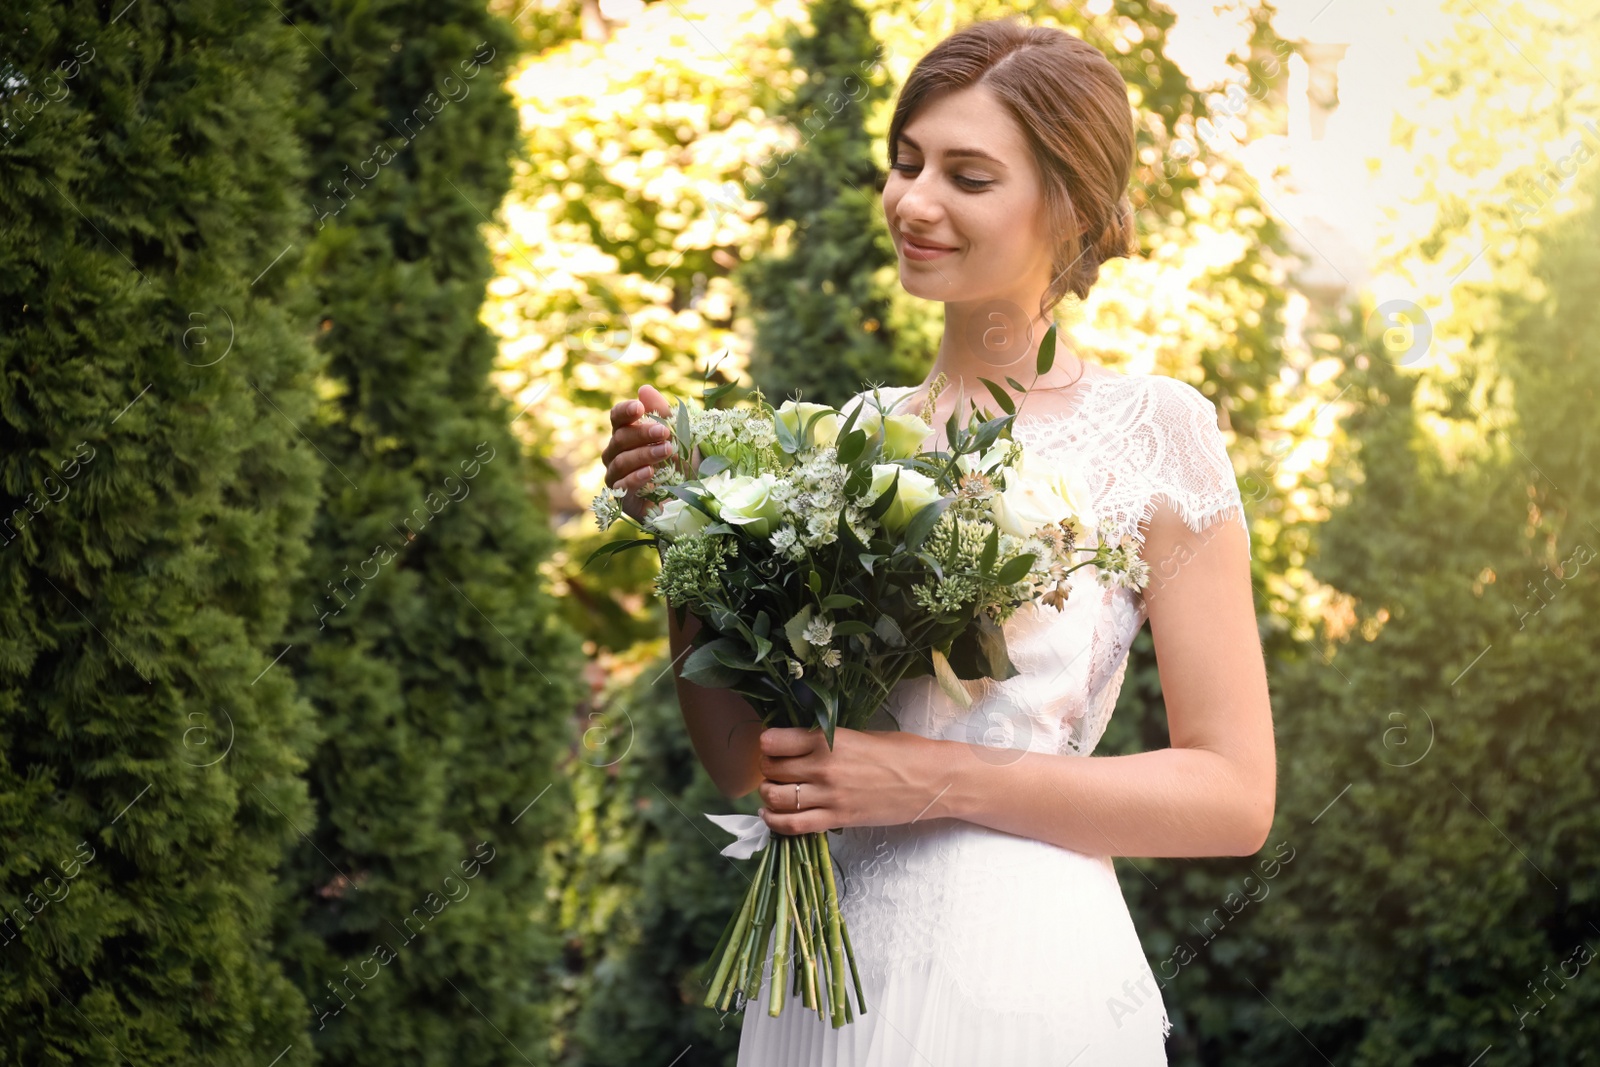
[888,162,993,190]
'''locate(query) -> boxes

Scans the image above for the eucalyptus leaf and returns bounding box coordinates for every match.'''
[1036,324,1057,377]
[904,496,956,553]
[682,639,744,688]
[978,377,1016,416]
[995,552,1038,585]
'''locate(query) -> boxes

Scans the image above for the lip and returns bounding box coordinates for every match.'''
[900,234,958,261]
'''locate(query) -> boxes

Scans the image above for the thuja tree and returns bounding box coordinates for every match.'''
[267,1,584,1064]
[0,1,324,1062]
[737,0,912,408]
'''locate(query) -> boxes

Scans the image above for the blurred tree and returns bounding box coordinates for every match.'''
[268,2,585,1064]
[0,1,324,1061]
[1188,1,1600,1062]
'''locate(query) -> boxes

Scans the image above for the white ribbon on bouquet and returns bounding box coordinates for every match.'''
[704,812,772,859]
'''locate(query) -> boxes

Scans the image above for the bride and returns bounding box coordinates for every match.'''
[599,15,1275,1066]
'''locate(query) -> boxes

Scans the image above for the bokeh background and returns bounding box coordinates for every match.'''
[3,0,1597,1063]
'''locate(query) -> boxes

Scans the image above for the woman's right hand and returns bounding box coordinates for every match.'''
[602,384,674,522]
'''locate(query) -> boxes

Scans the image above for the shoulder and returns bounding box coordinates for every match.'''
[1120,374,1251,554]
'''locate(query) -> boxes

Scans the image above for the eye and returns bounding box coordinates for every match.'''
[889,162,993,191]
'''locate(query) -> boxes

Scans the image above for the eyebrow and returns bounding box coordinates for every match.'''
[898,134,1009,169]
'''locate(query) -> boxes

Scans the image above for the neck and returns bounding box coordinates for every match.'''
[924,307,1086,397]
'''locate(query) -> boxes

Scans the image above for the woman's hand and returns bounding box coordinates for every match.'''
[756,726,952,835]
[601,384,673,522]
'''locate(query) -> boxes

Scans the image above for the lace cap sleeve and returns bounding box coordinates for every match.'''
[1137,377,1252,559]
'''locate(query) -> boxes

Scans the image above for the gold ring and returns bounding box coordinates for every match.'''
[794,783,801,811]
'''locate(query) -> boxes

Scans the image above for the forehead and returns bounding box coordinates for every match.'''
[898,84,1028,162]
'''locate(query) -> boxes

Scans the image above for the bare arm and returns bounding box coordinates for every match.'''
[602,386,767,800]
[919,505,1277,857]
[667,606,766,800]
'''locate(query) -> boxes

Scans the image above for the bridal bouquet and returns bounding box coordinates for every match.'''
[586,329,1149,1027]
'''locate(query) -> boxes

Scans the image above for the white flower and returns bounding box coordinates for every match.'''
[648,497,711,541]
[992,474,1074,539]
[1007,449,1097,529]
[787,657,804,679]
[821,648,842,668]
[774,400,842,449]
[703,471,783,537]
[802,615,834,647]
[591,486,624,532]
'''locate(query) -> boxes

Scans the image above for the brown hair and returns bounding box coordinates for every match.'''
[887,16,1137,320]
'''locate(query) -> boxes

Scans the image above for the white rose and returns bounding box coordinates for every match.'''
[649,497,712,541]
[864,464,941,533]
[774,401,841,449]
[992,476,1074,539]
[1008,449,1097,528]
[704,471,783,537]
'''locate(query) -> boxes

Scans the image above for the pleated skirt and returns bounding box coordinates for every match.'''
[734,819,1170,1067]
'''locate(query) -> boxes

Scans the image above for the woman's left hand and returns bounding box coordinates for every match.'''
[756,725,951,835]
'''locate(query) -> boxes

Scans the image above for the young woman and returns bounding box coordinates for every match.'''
[600,16,1275,1066]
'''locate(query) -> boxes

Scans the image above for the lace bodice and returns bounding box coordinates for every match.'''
[855,370,1251,759]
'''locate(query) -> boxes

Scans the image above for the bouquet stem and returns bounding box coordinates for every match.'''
[701,828,866,1027]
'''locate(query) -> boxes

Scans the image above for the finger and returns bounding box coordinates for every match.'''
[602,421,670,466]
[605,444,674,489]
[759,778,819,807]
[639,383,672,417]
[759,727,818,758]
[609,398,645,430]
[759,807,831,836]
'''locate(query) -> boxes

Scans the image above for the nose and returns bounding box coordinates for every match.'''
[890,168,941,233]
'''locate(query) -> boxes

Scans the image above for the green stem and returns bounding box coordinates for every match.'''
[705,847,764,1009]
[816,832,849,1027]
[768,836,792,1015]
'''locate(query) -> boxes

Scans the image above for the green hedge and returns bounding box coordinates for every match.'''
[1,1,326,1060]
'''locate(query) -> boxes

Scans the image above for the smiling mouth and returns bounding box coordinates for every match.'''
[902,235,957,252]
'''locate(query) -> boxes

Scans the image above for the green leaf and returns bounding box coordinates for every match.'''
[773,408,798,453]
[682,638,744,688]
[698,454,730,477]
[977,377,1016,416]
[821,593,861,609]
[972,414,1015,452]
[832,620,874,636]
[874,614,907,648]
[995,552,1038,585]
[866,471,899,521]
[979,524,1000,574]
[807,570,822,594]
[904,496,956,553]
[859,552,881,575]
[972,612,1019,680]
[1005,376,1026,393]
[837,427,868,465]
[676,397,692,447]
[1036,323,1057,377]
[581,536,656,571]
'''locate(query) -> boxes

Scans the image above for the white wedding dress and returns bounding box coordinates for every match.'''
[735,370,1252,1067]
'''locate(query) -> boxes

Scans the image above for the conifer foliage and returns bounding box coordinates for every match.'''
[0,1,327,1060]
[270,1,584,1063]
